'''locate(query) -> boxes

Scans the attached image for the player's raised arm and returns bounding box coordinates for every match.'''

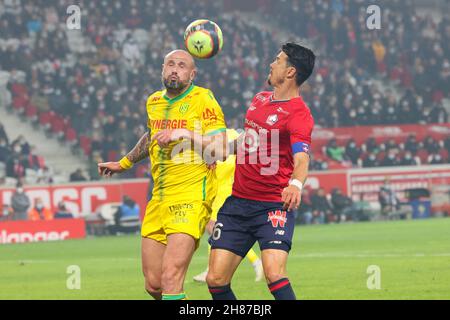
[98,131,150,177]
[282,152,310,211]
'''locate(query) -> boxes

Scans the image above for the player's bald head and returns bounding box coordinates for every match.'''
[164,50,196,69]
[162,49,197,93]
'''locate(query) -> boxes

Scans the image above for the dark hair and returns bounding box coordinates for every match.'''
[282,43,316,86]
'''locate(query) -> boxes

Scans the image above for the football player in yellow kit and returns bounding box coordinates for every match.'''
[193,129,264,283]
[98,50,227,300]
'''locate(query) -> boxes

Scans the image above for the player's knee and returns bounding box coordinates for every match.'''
[161,266,184,290]
[206,270,228,287]
[144,279,162,299]
[144,277,161,292]
[264,270,286,284]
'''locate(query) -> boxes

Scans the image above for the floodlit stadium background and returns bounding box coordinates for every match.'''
[0,0,449,299]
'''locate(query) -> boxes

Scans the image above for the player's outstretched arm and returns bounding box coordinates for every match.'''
[282,152,310,211]
[98,131,150,177]
[152,129,228,163]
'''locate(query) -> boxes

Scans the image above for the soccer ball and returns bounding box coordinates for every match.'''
[184,19,223,59]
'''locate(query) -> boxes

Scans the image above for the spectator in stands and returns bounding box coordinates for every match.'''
[28,197,53,221]
[384,139,400,154]
[296,188,313,225]
[1,204,13,221]
[364,137,381,156]
[0,123,9,145]
[36,166,54,184]
[6,153,26,179]
[0,137,10,163]
[54,201,74,219]
[423,136,440,154]
[11,182,30,221]
[11,135,30,155]
[326,138,345,163]
[345,138,362,166]
[428,153,444,165]
[404,135,419,155]
[400,151,419,166]
[380,149,399,167]
[331,188,353,223]
[445,136,450,155]
[311,188,332,224]
[363,152,379,168]
[378,178,400,220]
[429,101,448,123]
[70,168,88,182]
[26,146,42,171]
[108,195,140,235]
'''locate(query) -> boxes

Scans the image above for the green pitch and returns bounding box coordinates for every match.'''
[1,218,449,300]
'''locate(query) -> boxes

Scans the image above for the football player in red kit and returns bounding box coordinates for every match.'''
[206,43,315,300]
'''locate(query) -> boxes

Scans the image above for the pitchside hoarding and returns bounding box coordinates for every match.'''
[0,164,449,244]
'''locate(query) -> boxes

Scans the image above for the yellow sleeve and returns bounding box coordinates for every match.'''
[200,90,226,136]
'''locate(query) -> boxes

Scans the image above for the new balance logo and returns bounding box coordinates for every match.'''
[267,210,287,228]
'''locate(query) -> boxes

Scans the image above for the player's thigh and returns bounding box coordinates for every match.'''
[261,249,289,282]
[208,248,243,285]
[141,237,166,285]
[162,233,197,274]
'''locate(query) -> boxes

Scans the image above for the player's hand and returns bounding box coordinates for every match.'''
[98,162,125,177]
[281,185,302,211]
[207,162,217,170]
[152,129,191,148]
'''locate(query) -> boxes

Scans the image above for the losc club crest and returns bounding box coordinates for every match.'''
[266,114,278,126]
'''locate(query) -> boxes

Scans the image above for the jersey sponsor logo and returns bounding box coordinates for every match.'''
[266,114,279,126]
[150,119,188,130]
[245,119,267,133]
[276,107,289,115]
[203,108,218,121]
[267,210,287,228]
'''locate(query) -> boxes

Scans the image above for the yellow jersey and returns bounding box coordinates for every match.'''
[146,84,226,202]
[211,129,240,217]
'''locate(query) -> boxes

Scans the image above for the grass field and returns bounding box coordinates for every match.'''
[1,218,450,300]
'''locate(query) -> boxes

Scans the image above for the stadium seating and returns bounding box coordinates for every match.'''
[0,0,449,182]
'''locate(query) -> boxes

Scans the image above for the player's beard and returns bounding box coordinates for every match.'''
[162,76,189,93]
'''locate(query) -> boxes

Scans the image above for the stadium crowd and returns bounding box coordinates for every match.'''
[259,0,450,128]
[0,122,52,183]
[0,0,449,183]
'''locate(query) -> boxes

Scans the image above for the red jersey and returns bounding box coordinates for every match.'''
[232,91,314,202]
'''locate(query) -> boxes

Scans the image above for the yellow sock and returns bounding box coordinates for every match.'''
[246,248,259,264]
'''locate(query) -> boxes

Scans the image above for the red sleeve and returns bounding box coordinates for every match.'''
[287,106,314,146]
